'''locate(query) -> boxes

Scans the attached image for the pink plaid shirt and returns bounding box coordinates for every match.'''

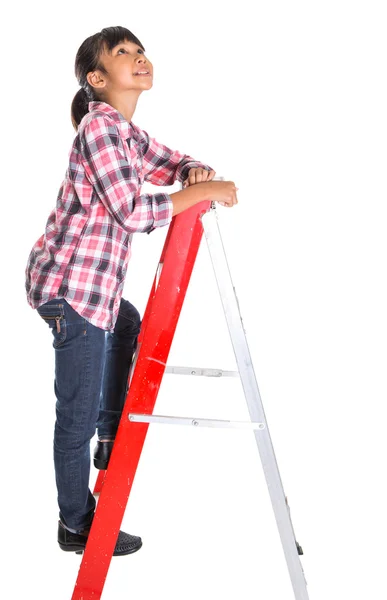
[25,101,213,331]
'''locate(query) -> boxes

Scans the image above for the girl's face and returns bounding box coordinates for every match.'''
[89,39,153,95]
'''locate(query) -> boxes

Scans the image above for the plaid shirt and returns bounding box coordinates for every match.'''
[25,101,213,331]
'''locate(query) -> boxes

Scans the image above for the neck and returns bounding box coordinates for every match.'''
[101,91,142,124]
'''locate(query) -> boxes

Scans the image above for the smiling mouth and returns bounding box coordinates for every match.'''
[133,71,151,76]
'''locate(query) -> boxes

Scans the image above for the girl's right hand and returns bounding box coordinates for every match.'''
[203,180,239,207]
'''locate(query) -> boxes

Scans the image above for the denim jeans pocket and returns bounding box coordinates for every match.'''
[37,301,67,348]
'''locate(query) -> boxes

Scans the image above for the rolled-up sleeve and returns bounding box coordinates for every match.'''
[140,129,214,186]
[79,115,173,234]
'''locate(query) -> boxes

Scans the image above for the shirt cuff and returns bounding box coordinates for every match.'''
[147,192,174,234]
[178,161,214,183]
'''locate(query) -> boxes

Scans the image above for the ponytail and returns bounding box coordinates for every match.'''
[70,87,91,132]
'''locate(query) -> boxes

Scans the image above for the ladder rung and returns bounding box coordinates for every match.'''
[165,366,239,377]
[128,413,265,430]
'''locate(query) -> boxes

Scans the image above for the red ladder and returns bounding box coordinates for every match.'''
[71,198,212,600]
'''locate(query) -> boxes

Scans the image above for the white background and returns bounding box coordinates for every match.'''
[1,1,387,598]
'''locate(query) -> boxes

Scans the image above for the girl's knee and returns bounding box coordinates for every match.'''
[116,299,141,335]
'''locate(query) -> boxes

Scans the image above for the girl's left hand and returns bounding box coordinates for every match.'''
[183,168,216,188]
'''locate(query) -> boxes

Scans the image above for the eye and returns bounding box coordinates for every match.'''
[117,48,127,55]
[138,49,145,54]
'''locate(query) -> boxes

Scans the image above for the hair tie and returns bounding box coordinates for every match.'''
[81,84,94,101]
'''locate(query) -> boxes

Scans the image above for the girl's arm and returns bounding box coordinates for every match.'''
[139,128,214,186]
[78,114,174,234]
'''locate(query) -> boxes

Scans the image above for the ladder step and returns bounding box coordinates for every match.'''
[165,366,239,377]
[128,413,265,430]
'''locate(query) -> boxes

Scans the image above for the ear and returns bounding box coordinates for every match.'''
[86,71,106,92]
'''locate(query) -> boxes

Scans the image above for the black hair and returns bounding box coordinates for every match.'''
[71,26,145,131]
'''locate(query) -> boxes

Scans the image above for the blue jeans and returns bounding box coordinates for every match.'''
[36,297,141,532]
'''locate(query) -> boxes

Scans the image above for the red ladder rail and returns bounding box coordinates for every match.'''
[72,199,211,600]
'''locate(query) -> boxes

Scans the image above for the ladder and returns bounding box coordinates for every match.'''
[71,178,309,600]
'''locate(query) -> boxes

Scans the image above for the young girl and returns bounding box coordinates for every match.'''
[25,25,238,557]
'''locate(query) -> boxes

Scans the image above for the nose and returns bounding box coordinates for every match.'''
[135,56,150,73]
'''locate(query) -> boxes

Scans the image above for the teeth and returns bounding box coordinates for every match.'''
[136,71,149,74]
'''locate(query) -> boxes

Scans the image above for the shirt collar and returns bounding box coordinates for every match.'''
[88,101,137,141]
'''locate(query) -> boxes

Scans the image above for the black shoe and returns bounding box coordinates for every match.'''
[93,440,114,470]
[58,520,142,555]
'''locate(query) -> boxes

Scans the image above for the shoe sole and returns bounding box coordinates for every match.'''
[59,540,143,556]
[94,458,108,470]
[58,542,86,554]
